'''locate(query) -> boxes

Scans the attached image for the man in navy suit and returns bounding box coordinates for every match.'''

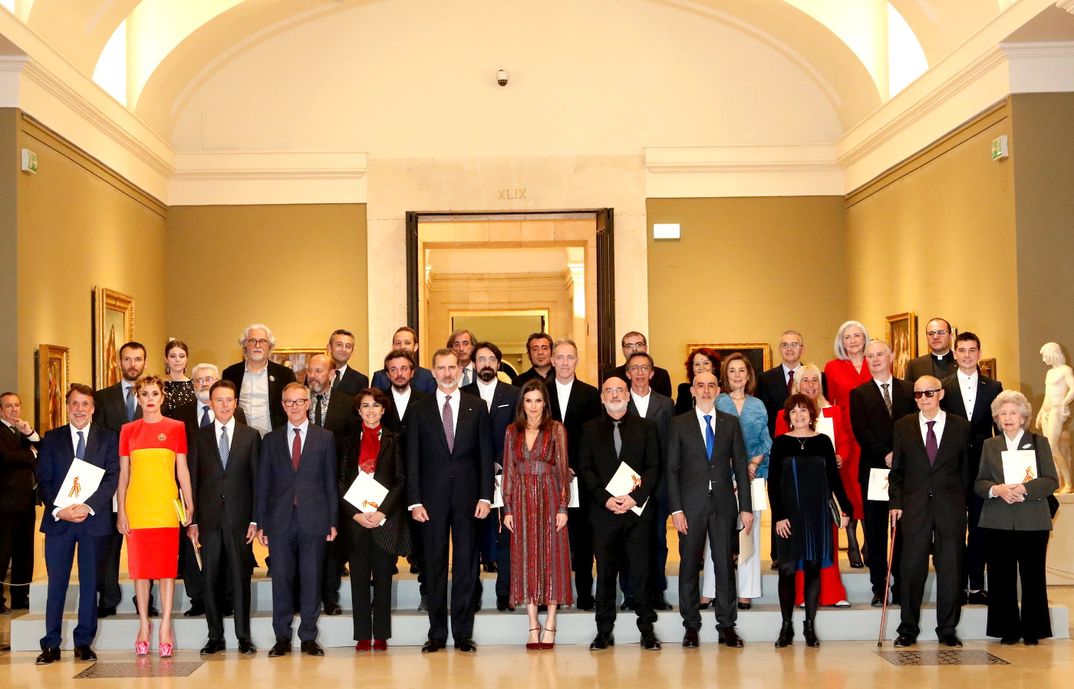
[35,384,119,664]
[255,382,338,657]
[371,326,437,394]
[408,349,493,653]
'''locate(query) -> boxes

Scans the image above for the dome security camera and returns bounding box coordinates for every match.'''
[496,69,509,87]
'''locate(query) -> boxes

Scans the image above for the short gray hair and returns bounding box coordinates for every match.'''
[833,320,869,360]
[240,323,276,348]
[991,390,1032,429]
[553,339,578,354]
[190,363,219,380]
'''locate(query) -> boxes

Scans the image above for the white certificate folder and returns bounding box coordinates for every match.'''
[867,468,890,502]
[343,473,390,513]
[1002,450,1037,485]
[605,461,648,516]
[54,459,106,509]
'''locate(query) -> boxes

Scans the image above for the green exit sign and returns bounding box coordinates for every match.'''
[991,135,1009,161]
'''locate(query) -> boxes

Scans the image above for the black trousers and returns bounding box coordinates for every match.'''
[591,512,656,636]
[677,498,737,631]
[495,509,511,599]
[861,492,903,597]
[965,492,987,591]
[321,538,343,607]
[0,503,35,607]
[348,527,395,640]
[421,500,479,643]
[179,526,205,607]
[269,513,327,643]
[897,506,964,638]
[567,506,594,602]
[201,521,253,643]
[619,486,670,602]
[984,528,1051,641]
[97,527,123,609]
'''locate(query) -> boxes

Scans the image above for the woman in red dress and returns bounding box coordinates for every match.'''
[501,379,572,650]
[822,320,870,567]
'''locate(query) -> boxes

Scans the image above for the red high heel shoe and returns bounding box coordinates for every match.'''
[135,640,150,656]
[540,627,557,650]
[525,627,542,650]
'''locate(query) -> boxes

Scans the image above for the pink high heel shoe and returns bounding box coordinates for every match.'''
[135,640,150,656]
[159,641,174,658]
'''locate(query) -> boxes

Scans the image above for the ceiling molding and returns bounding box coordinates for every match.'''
[643,144,843,197]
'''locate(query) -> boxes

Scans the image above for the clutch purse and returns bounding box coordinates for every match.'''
[827,497,840,526]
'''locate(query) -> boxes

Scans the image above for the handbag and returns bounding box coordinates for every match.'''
[1030,434,1060,518]
[827,497,841,526]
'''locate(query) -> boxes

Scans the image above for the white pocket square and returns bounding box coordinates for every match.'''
[1021,444,1033,449]
[497,404,510,408]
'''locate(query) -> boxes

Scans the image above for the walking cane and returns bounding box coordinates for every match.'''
[877,519,898,647]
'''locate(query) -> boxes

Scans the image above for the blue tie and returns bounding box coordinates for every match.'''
[703,414,715,461]
[219,427,231,471]
[200,405,212,428]
[75,430,85,459]
[125,385,136,422]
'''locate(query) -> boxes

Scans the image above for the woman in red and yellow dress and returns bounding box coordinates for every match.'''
[117,375,193,657]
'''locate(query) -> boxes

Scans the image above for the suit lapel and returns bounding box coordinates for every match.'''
[82,426,99,464]
[971,380,991,421]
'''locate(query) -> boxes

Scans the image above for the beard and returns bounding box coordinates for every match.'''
[604,400,628,416]
[196,389,210,404]
[477,367,498,382]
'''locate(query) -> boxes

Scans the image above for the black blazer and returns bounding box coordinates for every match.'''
[255,423,338,537]
[383,388,428,441]
[627,391,674,457]
[173,400,247,444]
[461,380,521,464]
[666,409,751,521]
[0,422,39,512]
[940,372,1002,469]
[906,352,957,383]
[406,391,493,514]
[889,413,972,534]
[338,427,411,556]
[36,424,119,537]
[547,378,602,473]
[312,389,357,440]
[849,377,916,483]
[221,360,297,431]
[189,421,261,534]
[372,367,437,395]
[334,366,370,396]
[577,413,660,522]
[602,364,673,399]
[93,382,142,434]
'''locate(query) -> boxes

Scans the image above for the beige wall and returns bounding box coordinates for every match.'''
[845,104,1020,388]
[646,196,848,390]
[15,113,168,417]
[0,110,17,388]
[165,204,369,373]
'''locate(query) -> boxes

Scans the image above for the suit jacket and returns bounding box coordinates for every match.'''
[755,365,820,437]
[311,389,357,440]
[0,421,39,512]
[975,432,1058,531]
[383,388,428,441]
[602,364,673,399]
[849,377,916,483]
[627,391,675,458]
[665,409,751,521]
[338,426,411,556]
[372,366,438,395]
[92,382,142,434]
[36,424,119,537]
[406,390,493,515]
[577,413,660,521]
[333,366,370,396]
[906,352,957,383]
[173,400,247,445]
[940,372,1002,470]
[189,421,261,534]
[255,423,338,537]
[547,378,602,473]
[889,413,972,534]
[222,360,297,431]
[461,380,520,464]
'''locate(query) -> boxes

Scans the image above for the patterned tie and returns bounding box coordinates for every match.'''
[787,369,795,391]
[219,426,231,471]
[612,419,622,458]
[125,385,136,422]
[926,420,938,466]
[291,427,302,471]
[75,430,85,459]
[442,395,455,453]
[200,405,212,428]
[703,414,715,461]
[881,383,892,416]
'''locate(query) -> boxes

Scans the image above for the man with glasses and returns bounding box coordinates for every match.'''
[256,382,338,657]
[757,330,807,438]
[907,317,956,383]
[514,332,555,387]
[889,375,972,647]
[223,324,297,436]
[602,332,672,398]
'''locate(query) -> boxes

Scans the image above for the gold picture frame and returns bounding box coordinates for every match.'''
[93,287,135,389]
[686,342,772,375]
[269,347,327,382]
[36,344,70,433]
[979,358,997,380]
[885,312,918,379]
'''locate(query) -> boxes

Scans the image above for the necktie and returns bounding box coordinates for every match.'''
[315,394,324,426]
[462,368,471,387]
[703,414,715,461]
[787,369,795,391]
[125,385,136,422]
[219,426,231,470]
[291,427,302,471]
[75,430,85,459]
[925,420,938,465]
[200,405,211,428]
[442,395,455,453]
[612,419,622,458]
[332,370,341,390]
[881,383,892,416]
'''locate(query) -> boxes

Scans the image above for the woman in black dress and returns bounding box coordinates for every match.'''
[767,393,850,648]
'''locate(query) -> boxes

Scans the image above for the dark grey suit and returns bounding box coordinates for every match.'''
[625,391,675,602]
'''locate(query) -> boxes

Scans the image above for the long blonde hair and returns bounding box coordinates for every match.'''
[790,363,830,408]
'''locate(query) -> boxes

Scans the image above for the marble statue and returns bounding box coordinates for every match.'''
[1037,342,1074,493]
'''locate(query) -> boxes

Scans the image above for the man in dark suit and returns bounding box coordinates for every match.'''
[34,384,119,664]
[255,382,338,657]
[579,377,662,650]
[222,323,297,435]
[327,328,370,395]
[462,341,520,611]
[941,331,1002,605]
[889,375,972,647]
[0,392,39,613]
[548,338,603,610]
[448,329,478,388]
[601,331,673,398]
[906,317,956,383]
[666,372,752,648]
[513,332,555,387]
[92,340,147,617]
[188,380,261,655]
[371,326,437,395]
[623,351,675,611]
[849,340,916,606]
[407,349,493,653]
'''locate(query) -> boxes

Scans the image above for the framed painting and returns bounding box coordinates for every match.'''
[36,344,69,433]
[979,358,997,380]
[885,312,917,379]
[685,343,772,377]
[269,347,326,382]
[93,288,135,389]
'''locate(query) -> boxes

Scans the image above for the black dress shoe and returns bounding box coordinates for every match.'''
[939,634,963,647]
[148,605,160,618]
[640,632,661,651]
[589,634,614,650]
[893,634,916,648]
[184,603,206,617]
[97,606,117,618]
[737,601,752,611]
[652,595,673,611]
[1024,637,1039,646]
[11,601,28,611]
[454,639,478,653]
[719,628,744,647]
[483,562,498,573]
[620,597,636,611]
[870,595,884,608]
[73,645,97,661]
[576,596,595,611]
[301,641,325,656]
[775,622,794,648]
[682,629,700,648]
[698,600,711,610]
[238,640,257,654]
[1000,636,1019,645]
[418,595,429,612]
[967,590,989,606]
[201,639,226,655]
[35,647,61,665]
[268,639,291,657]
[421,639,446,653]
[803,621,820,647]
[496,596,515,612]
[323,602,343,616]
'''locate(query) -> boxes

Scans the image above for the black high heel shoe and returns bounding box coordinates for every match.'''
[803,620,820,647]
[775,622,794,648]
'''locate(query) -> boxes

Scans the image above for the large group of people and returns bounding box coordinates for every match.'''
[0,317,1060,663]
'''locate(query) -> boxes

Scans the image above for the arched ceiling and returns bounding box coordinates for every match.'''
[24,0,139,74]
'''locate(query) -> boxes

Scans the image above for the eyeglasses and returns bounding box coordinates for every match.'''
[282,398,310,407]
[925,330,949,337]
[913,389,941,399]
[622,342,646,351]
[626,365,651,372]
[246,338,270,347]
[779,342,803,349]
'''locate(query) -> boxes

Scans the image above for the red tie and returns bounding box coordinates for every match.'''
[291,427,302,471]
[787,369,795,391]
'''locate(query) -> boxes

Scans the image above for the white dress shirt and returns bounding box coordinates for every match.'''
[241,365,271,436]
[918,410,947,446]
[873,376,893,395]
[957,369,978,421]
[555,378,575,418]
[435,389,459,436]
[783,364,800,386]
[215,417,236,454]
[1004,430,1026,452]
[631,389,651,418]
[391,386,412,419]
[289,419,310,453]
[670,406,718,517]
[1,418,39,443]
[475,377,498,411]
